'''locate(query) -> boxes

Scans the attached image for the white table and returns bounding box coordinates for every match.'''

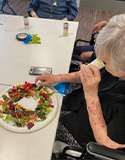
[0,15,79,160]
[0,15,78,85]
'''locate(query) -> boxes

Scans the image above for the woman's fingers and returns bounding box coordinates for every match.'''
[80,64,101,85]
[35,73,50,84]
[80,64,94,80]
[88,64,101,80]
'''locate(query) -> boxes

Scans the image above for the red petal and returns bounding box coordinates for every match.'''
[27,122,34,129]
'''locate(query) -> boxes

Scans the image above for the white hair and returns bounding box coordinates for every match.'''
[95,13,125,72]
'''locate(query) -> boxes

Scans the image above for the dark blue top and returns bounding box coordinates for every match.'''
[28,0,78,21]
[60,69,125,146]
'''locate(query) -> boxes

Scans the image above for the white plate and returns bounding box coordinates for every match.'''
[0,84,58,133]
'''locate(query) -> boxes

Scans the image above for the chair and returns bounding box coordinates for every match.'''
[58,142,125,160]
[74,31,98,47]
[69,31,98,73]
[52,140,86,160]
[0,0,17,15]
[86,142,125,160]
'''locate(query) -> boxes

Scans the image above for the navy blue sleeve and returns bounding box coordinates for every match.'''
[28,0,39,13]
[67,0,78,21]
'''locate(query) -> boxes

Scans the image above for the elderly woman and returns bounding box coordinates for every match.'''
[28,0,78,21]
[35,13,125,149]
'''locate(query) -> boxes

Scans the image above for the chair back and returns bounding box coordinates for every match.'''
[89,31,99,45]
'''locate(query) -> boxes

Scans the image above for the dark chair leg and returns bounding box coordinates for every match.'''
[0,0,17,15]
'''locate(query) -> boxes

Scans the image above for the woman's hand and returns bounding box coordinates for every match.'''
[91,21,108,33]
[79,64,101,99]
[30,11,38,18]
[80,51,93,64]
[80,64,125,149]
[35,73,58,86]
[62,17,68,21]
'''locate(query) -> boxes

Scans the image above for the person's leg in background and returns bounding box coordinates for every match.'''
[72,45,96,63]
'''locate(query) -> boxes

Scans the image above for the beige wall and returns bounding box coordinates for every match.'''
[80,0,125,12]
[77,0,80,7]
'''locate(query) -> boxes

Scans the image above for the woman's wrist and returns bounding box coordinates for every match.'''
[85,94,99,104]
[30,11,37,17]
[56,74,68,83]
[57,72,81,83]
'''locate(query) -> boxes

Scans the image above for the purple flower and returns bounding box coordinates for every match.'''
[11,110,16,117]
[50,105,54,108]
[27,122,34,129]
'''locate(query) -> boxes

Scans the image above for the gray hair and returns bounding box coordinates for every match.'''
[95,13,125,72]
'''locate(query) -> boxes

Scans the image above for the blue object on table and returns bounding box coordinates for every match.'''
[23,34,32,44]
[54,82,67,96]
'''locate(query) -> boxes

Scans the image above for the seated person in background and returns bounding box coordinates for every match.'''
[28,0,78,21]
[35,14,125,149]
[72,21,108,63]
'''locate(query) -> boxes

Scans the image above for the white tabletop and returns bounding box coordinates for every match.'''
[0,15,79,160]
[0,15,78,85]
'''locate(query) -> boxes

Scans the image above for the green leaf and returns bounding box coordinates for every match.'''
[37,112,46,119]
[8,89,12,93]
[48,91,55,96]
[38,85,43,90]
[5,114,12,123]
[0,114,4,118]
[42,105,47,109]
[2,94,10,102]
[34,91,40,99]
[20,120,26,127]
[4,106,10,114]
[19,90,25,96]
[17,107,22,112]
[28,34,41,44]
[42,87,47,91]
[44,100,50,106]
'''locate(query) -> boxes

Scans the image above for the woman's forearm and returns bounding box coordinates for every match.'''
[56,71,81,83]
[86,96,125,149]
